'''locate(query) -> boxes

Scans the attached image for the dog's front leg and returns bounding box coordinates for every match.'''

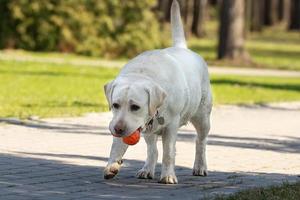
[136,133,158,179]
[103,137,128,179]
[159,116,179,184]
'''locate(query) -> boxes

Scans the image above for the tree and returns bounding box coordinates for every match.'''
[157,0,172,22]
[0,0,16,48]
[218,0,249,60]
[264,0,279,26]
[208,0,219,6]
[278,0,290,22]
[250,0,265,32]
[288,0,300,30]
[192,0,207,37]
[179,0,194,37]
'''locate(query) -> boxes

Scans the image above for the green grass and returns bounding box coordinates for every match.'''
[1,60,300,118]
[214,182,300,200]
[0,60,119,118]
[189,23,300,71]
[211,75,300,105]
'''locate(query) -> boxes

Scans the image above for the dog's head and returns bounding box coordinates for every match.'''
[104,79,166,137]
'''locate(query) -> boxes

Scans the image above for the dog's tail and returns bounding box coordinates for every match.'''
[171,0,187,49]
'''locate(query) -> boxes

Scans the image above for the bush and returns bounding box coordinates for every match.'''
[0,0,166,58]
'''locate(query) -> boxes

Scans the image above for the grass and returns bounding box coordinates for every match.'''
[0,60,119,118]
[189,23,300,71]
[1,59,300,118]
[214,181,300,200]
[211,75,300,105]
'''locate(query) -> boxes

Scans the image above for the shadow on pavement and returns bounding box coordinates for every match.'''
[236,103,300,111]
[1,117,300,154]
[0,153,299,200]
[177,133,300,154]
[0,118,109,135]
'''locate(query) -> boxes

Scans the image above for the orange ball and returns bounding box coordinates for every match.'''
[122,129,141,145]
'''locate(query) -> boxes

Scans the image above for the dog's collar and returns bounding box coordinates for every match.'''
[141,111,164,132]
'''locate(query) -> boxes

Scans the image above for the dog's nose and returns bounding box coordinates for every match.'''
[114,122,126,135]
[114,126,124,135]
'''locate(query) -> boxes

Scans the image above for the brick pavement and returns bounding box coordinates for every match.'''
[0,103,300,199]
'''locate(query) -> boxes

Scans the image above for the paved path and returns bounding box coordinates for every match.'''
[0,103,300,199]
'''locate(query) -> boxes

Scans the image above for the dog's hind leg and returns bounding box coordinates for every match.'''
[136,133,158,179]
[190,103,211,176]
[103,137,128,179]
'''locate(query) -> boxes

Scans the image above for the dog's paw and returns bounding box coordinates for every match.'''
[103,162,122,179]
[136,169,154,179]
[159,175,178,184]
[193,165,208,176]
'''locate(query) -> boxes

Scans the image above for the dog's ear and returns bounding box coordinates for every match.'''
[104,81,115,110]
[145,84,166,116]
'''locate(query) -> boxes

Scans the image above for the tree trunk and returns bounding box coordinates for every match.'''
[0,0,16,48]
[250,0,264,31]
[218,0,248,60]
[156,0,172,22]
[288,0,300,30]
[264,0,279,26]
[165,0,173,22]
[278,0,290,22]
[208,0,218,6]
[245,0,252,33]
[179,0,193,37]
[192,0,207,37]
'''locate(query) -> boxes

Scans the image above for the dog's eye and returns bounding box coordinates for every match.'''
[112,103,120,110]
[130,104,140,111]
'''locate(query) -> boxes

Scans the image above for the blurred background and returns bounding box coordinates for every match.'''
[0,0,299,118]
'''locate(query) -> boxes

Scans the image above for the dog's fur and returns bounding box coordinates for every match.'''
[103,0,212,184]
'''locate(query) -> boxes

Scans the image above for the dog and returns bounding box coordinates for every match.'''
[103,0,212,184]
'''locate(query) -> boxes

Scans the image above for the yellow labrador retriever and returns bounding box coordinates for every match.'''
[103,0,212,184]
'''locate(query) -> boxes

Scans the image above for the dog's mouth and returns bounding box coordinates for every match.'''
[111,127,142,138]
